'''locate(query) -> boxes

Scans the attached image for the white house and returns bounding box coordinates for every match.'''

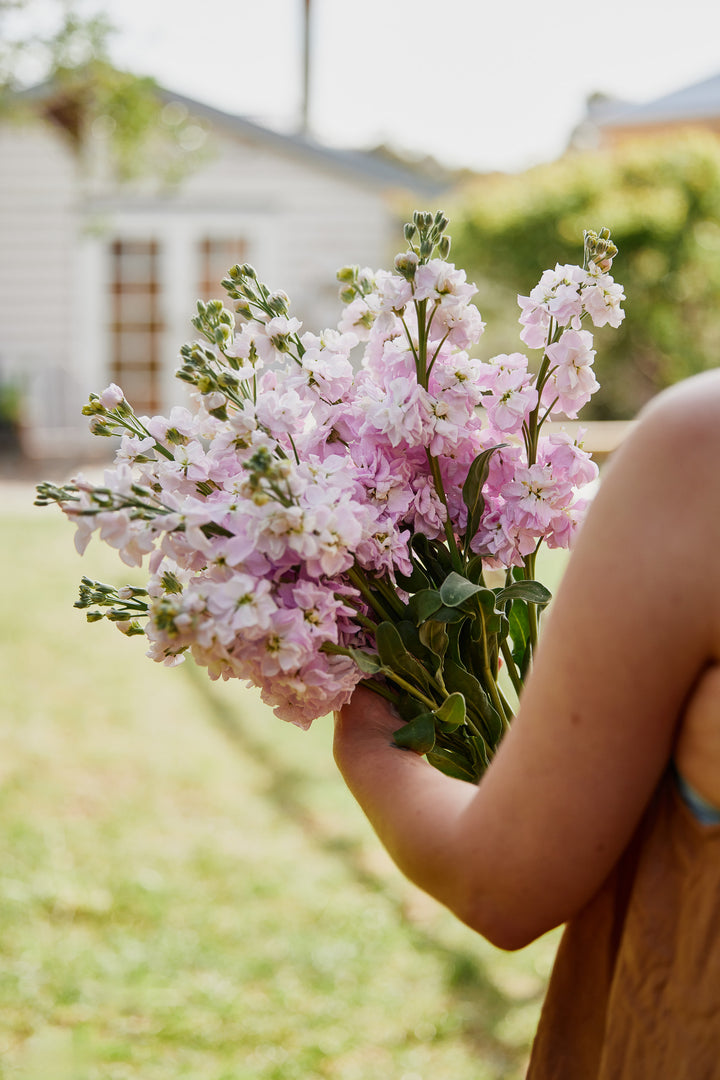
[0,81,449,460]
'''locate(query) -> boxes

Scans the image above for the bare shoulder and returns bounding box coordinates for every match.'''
[635,368,720,451]
[591,368,720,572]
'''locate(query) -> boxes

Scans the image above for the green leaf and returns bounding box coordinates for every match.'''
[375,622,409,668]
[431,605,468,625]
[375,622,433,691]
[418,619,449,660]
[443,659,504,746]
[348,648,382,675]
[435,692,466,732]
[411,534,454,580]
[508,601,531,674]
[396,694,430,722]
[407,589,443,625]
[462,445,505,551]
[439,571,484,608]
[426,748,478,783]
[395,620,434,665]
[393,713,436,754]
[469,735,491,775]
[465,554,486,583]
[495,580,552,607]
[462,589,502,640]
[394,564,430,592]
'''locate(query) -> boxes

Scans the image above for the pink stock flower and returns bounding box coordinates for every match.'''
[51,225,624,732]
[338,294,381,339]
[484,372,538,435]
[543,329,599,418]
[582,272,626,328]
[375,269,413,312]
[413,259,477,305]
[360,377,426,447]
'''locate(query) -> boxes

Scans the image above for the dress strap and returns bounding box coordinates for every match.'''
[673,764,720,825]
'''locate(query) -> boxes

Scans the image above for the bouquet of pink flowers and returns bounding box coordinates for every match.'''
[36,212,624,782]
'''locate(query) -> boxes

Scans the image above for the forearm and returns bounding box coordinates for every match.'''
[333,687,479,920]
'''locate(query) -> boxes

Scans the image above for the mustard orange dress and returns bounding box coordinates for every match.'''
[526,772,720,1079]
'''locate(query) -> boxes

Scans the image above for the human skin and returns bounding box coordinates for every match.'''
[334,369,720,951]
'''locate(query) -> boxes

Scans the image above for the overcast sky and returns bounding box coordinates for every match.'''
[32,0,720,172]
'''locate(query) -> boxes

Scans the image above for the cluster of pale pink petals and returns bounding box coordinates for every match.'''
[64,248,621,726]
[518,262,625,418]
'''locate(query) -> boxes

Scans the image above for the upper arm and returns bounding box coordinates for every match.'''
[460,371,720,948]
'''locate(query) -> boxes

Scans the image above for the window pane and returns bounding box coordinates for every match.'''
[198,237,248,301]
[114,290,156,324]
[109,239,163,415]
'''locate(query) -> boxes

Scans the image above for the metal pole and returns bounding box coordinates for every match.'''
[301,0,311,135]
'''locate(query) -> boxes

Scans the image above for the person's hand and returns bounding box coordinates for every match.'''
[333,684,403,771]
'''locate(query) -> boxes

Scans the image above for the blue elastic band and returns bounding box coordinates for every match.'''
[674,768,720,826]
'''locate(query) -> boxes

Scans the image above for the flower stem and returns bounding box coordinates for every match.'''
[523,549,540,655]
[500,637,523,697]
[347,566,397,624]
[425,451,463,572]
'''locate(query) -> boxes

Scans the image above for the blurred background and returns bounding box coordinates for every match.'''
[1,1,719,1076]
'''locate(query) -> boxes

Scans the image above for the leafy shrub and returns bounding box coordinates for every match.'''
[448,132,720,418]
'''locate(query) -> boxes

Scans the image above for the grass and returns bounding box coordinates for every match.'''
[0,499,563,1079]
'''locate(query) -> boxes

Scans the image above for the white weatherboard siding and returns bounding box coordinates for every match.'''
[174,128,401,328]
[0,119,87,449]
[0,102,427,459]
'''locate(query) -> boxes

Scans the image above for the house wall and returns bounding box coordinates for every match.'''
[0,111,414,460]
[0,116,92,451]
[597,116,720,149]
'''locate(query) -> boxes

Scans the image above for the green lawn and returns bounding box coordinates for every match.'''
[0,500,561,1079]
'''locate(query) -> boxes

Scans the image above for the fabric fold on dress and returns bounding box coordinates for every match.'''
[527,771,720,1080]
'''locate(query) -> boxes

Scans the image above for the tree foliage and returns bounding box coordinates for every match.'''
[449,133,720,418]
[0,0,205,181]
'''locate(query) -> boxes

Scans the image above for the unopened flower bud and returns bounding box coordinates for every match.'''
[584,227,618,270]
[217,371,240,391]
[176,367,197,384]
[214,324,233,347]
[336,265,356,284]
[89,417,113,436]
[267,292,290,315]
[394,251,419,280]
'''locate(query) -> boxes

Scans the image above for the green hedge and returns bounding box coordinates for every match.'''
[447,132,720,419]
